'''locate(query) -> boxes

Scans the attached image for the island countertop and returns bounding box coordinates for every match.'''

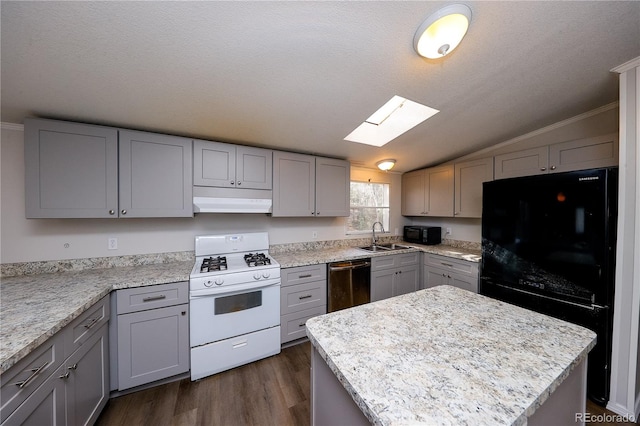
[305,285,597,426]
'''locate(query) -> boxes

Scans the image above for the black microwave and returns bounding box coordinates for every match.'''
[403,226,442,245]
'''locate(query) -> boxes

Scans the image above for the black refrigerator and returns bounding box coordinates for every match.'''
[480,167,618,405]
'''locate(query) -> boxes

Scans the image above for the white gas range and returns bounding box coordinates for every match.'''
[189,232,281,381]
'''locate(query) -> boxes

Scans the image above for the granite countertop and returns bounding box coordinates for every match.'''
[305,285,597,426]
[273,242,481,269]
[0,261,192,374]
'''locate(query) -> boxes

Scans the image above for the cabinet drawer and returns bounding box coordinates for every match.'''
[371,255,397,271]
[424,254,478,276]
[64,296,110,357]
[116,281,188,314]
[281,306,326,344]
[281,264,326,287]
[281,281,326,315]
[0,333,64,423]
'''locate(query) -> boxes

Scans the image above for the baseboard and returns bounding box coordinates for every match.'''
[109,371,190,398]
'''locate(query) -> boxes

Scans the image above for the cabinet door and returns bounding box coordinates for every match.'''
[24,118,118,218]
[423,266,449,289]
[393,265,419,297]
[117,304,189,390]
[119,130,193,217]
[425,165,454,217]
[371,269,394,302]
[236,146,273,189]
[401,170,426,216]
[549,134,618,173]
[454,158,493,218]
[1,365,66,426]
[494,147,549,179]
[193,140,235,187]
[272,151,315,217]
[315,157,350,217]
[65,324,109,426]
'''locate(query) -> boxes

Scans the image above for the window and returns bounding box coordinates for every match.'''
[347,181,390,234]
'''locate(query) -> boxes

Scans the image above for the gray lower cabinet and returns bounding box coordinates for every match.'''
[423,253,479,293]
[280,264,327,344]
[272,151,350,217]
[24,118,193,218]
[0,296,110,426]
[370,253,420,302]
[112,282,189,391]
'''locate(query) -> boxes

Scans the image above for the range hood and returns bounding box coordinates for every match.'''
[192,186,273,214]
[193,196,272,214]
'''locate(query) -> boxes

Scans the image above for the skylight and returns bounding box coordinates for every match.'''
[344,96,439,147]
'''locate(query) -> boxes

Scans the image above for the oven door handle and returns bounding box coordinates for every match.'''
[190,279,280,298]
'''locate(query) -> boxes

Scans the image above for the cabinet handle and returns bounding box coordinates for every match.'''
[59,371,70,380]
[181,311,186,316]
[230,181,235,185]
[109,209,115,215]
[237,182,242,186]
[68,363,78,370]
[299,323,306,327]
[121,209,127,215]
[12,362,48,388]
[454,212,459,215]
[441,262,453,267]
[298,274,312,279]
[142,294,166,302]
[316,211,320,215]
[83,316,100,329]
[550,165,557,170]
[299,295,312,300]
[540,167,547,171]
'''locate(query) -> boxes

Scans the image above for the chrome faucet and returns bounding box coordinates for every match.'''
[372,221,385,246]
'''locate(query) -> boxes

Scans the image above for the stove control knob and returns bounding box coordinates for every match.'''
[262,272,270,279]
[204,280,214,287]
[215,278,224,286]
[253,273,262,280]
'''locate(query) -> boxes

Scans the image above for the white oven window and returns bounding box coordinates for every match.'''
[214,290,262,315]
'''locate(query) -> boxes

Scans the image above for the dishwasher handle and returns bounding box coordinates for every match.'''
[329,261,371,272]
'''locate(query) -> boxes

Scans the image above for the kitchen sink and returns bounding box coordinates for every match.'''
[358,243,412,252]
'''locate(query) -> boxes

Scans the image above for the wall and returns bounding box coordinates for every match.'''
[0,125,406,263]
[406,103,620,243]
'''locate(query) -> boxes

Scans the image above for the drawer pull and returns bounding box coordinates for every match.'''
[299,323,306,327]
[142,294,166,302]
[59,371,70,380]
[83,316,100,329]
[13,362,48,388]
[299,295,312,300]
[298,274,312,279]
[441,262,453,267]
[68,363,78,370]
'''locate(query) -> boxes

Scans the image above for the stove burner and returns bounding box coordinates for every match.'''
[244,253,271,267]
[200,256,228,273]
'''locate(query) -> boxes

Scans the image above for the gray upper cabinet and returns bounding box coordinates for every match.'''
[272,152,349,217]
[193,140,272,190]
[25,118,118,218]
[401,165,454,217]
[454,158,494,218]
[24,119,193,219]
[494,133,618,180]
[119,130,193,218]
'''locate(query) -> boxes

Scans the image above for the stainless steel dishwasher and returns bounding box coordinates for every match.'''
[327,259,371,312]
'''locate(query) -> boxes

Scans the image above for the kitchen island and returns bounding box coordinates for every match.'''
[306,285,596,426]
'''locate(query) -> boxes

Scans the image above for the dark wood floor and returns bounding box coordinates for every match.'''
[97,341,635,426]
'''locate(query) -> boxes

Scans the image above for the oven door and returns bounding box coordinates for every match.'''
[189,279,280,347]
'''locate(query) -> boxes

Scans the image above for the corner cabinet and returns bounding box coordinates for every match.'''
[370,252,420,302]
[494,133,618,180]
[423,253,478,293]
[401,165,454,217]
[0,297,110,426]
[272,152,350,217]
[24,118,193,218]
[193,140,272,190]
[453,158,494,218]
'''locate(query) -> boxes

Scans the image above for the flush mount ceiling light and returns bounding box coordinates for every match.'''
[413,4,472,59]
[344,95,439,147]
[376,159,396,171]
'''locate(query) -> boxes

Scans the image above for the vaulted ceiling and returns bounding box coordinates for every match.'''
[2,1,639,172]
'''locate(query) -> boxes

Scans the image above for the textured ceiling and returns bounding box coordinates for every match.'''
[1,1,639,173]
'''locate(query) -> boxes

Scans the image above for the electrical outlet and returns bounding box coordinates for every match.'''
[445,228,452,235]
[108,237,118,250]
[312,231,318,239]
